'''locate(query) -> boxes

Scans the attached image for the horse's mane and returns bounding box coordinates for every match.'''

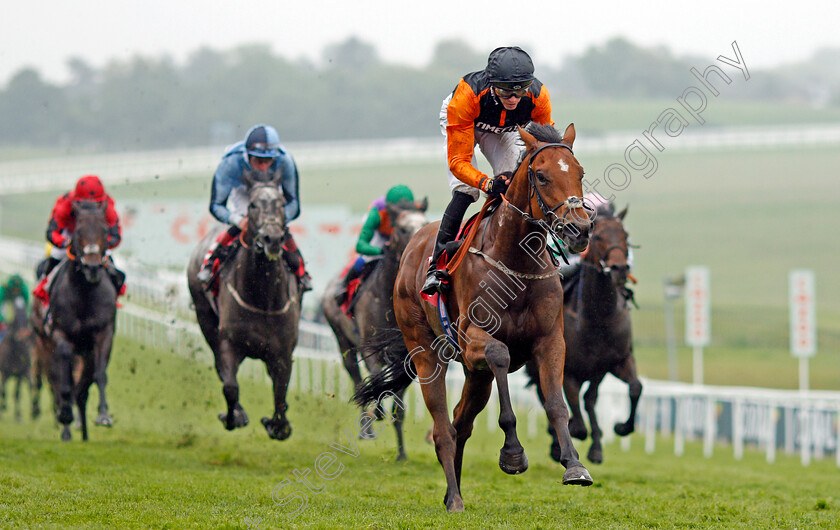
[516,123,566,166]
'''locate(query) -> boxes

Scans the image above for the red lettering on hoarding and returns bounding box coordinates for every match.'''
[171,216,191,243]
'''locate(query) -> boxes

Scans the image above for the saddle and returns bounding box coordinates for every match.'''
[339,259,380,317]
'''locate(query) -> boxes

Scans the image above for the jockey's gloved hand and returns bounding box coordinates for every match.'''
[486,173,512,197]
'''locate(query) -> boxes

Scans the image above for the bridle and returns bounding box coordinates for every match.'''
[585,220,630,276]
[502,142,595,259]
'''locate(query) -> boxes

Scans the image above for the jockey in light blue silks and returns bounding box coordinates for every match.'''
[197,124,312,292]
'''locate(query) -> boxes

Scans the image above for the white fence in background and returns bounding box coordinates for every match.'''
[0,235,837,466]
[3,123,840,194]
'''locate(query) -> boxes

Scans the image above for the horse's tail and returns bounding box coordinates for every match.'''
[353,327,414,408]
[523,359,540,388]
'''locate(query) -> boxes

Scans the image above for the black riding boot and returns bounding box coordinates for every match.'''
[421,191,475,295]
[36,257,61,280]
[284,247,313,292]
[335,264,362,305]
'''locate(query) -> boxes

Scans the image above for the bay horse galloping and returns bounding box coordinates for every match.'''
[47,202,118,441]
[187,169,301,441]
[356,123,593,511]
[527,204,641,464]
[322,200,428,460]
[0,296,34,422]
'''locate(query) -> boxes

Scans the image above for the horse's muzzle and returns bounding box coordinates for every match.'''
[256,227,287,260]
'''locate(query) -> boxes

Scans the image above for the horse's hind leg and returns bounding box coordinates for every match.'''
[582,374,605,464]
[452,369,493,486]
[31,365,41,419]
[389,388,409,461]
[612,354,642,436]
[484,341,528,474]
[414,352,461,512]
[93,329,115,427]
[215,340,248,430]
[0,372,7,412]
[564,375,587,440]
[262,353,293,441]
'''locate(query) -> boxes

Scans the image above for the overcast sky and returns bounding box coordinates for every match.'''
[2,0,837,85]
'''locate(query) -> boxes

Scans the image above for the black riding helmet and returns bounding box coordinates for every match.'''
[486,46,535,90]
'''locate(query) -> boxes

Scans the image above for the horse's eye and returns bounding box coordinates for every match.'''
[535,171,548,185]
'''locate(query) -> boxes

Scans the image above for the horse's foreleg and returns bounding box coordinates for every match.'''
[582,374,605,464]
[92,328,114,427]
[215,339,246,430]
[14,376,23,422]
[451,369,493,487]
[611,353,642,436]
[484,341,528,475]
[53,333,75,440]
[533,342,592,486]
[262,353,293,441]
[76,362,95,441]
[530,365,564,462]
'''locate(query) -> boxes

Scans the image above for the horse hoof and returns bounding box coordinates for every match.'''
[445,495,464,512]
[61,428,71,442]
[563,465,593,486]
[499,450,529,475]
[549,443,563,463]
[219,409,249,430]
[569,423,588,440]
[587,447,603,465]
[262,417,292,441]
[358,420,377,440]
[95,414,113,427]
[614,422,634,437]
[396,452,407,462]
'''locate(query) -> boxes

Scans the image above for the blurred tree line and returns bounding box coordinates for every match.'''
[0,36,836,151]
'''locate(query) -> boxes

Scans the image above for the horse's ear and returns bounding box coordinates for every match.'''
[385,202,401,222]
[562,123,576,147]
[269,167,283,187]
[242,169,254,190]
[518,126,538,152]
[417,197,428,213]
[617,204,628,221]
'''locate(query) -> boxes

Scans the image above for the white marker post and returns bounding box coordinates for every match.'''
[685,266,710,385]
[789,270,816,391]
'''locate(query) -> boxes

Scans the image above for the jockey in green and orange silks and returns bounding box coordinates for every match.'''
[334,185,415,305]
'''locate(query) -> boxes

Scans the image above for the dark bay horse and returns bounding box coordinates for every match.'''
[187,169,301,441]
[322,200,428,460]
[0,296,33,421]
[356,123,593,511]
[45,202,118,441]
[527,205,641,464]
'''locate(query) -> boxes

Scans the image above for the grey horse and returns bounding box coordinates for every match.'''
[187,168,301,441]
[322,199,427,460]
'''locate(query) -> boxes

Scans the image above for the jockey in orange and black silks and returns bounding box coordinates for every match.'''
[422,46,555,295]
